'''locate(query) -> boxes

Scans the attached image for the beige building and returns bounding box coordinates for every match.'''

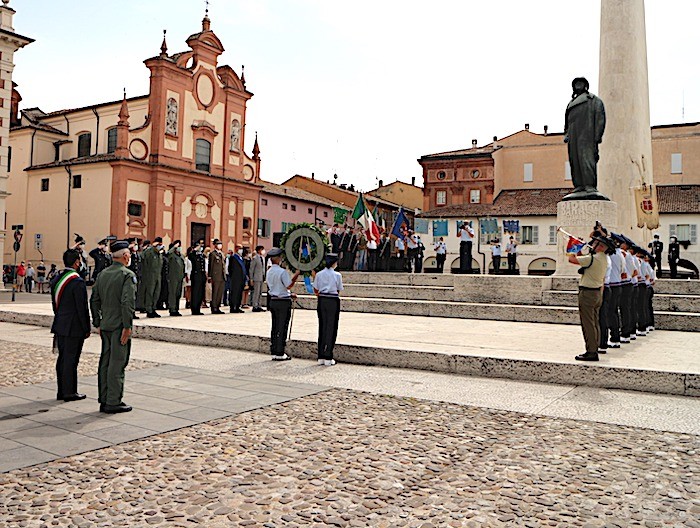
[0,0,32,276]
[367,179,423,212]
[5,14,261,268]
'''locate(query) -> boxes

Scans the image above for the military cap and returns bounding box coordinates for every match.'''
[110,240,129,252]
[172,239,181,247]
[126,237,136,243]
[154,236,163,243]
[572,76,590,89]
[143,239,151,246]
[610,232,625,245]
[325,253,339,266]
[98,238,107,245]
[591,236,616,252]
[267,247,283,257]
[213,238,222,245]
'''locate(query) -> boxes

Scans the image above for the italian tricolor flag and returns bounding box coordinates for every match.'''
[351,193,381,243]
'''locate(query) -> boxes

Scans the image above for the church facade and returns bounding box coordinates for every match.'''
[5,15,261,266]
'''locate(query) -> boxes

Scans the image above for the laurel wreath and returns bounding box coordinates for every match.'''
[279,223,330,274]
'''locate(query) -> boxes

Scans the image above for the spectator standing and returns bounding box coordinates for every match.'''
[457,222,475,274]
[228,244,247,314]
[166,241,185,316]
[490,239,502,274]
[434,237,447,273]
[36,261,47,293]
[50,249,91,402]
[46,263,59,283]
[16,261,26,292]
[668,236,680,279]
[249,246,266,312]
[25,262,35,293]
[505,236,518,274]
[242,247,252,307]
[208,239,226,314]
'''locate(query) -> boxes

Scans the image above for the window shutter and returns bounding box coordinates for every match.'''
[669,224,677,238]
[548,225,557,245]
[532,226,539,244]
[691,225,698,245]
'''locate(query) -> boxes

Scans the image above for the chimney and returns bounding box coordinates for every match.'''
[378,179,383,187]
[471,139,477,148]
[543,125,548,135]
[411,176,415,186]
[311,172,315,180]
[493,136,497,142]
[525,123,529,131]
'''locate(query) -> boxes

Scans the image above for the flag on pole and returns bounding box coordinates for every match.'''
[565,236,586,255]
[352,194,381,242]
[391,208,410,238]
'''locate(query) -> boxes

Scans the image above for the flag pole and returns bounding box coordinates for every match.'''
[556,227,593,251]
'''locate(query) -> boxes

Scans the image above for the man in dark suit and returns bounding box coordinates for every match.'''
[228,244,247,313]
[50,249,91,402]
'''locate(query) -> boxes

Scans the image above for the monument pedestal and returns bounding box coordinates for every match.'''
[555,200,618,276]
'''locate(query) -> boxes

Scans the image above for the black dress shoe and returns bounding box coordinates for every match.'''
[230,308,244,314]
[133,315,140,319]
[212,310,225,314]
[99,403,105,412]
[103,403,133,414]
[170,311,182,316]
[63,393,87,402]
[192,311,203,316]
[575,353,599,362]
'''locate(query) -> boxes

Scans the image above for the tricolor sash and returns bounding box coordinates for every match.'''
[52,269,80,310]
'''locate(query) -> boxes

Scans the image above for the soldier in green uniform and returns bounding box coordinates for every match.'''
[141,236,164,318]
[167,240,185,316]
[90,240,137,414]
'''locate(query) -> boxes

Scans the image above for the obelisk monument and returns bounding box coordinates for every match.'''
[597,0,654,242]
[555,0,653,275]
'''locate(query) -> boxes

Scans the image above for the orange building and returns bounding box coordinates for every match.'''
[5,14,261,266]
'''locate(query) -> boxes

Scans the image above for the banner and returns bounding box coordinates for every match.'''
[414,218,429,234]
[633,185,660,230]
[432,220,448,237]
[333,207,347,225]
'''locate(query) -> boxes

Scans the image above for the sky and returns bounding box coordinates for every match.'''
[12,0,700,192]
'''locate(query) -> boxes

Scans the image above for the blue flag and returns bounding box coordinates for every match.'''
[391,208,410,238]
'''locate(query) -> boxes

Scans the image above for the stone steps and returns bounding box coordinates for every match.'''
[293,295,700,332]
[543,290,700,312]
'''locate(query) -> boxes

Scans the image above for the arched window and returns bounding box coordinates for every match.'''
[230,119,240,151]
[77,133,91,157]
[195,139,211,172]
[107,128,118,153]
[165,98,178,136]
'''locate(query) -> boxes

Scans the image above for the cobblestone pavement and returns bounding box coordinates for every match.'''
[0,339,157,388]
[1,389,698,527]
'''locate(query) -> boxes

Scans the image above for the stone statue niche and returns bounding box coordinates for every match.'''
[230,119,241,152]
[562,77,609,201]
[165,98,178,136]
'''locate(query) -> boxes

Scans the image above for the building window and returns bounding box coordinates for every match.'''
[308,208,313,214]
[54,144,60,162]
[281,221,292,233]
[78,133,91,157]
[282,203,288,209]
[548,225,557,245]
[243,217,251,230]
[521,225,538,244]
[469,189,481,204]
[670,224,697,244]
[291,204,297,212]
[564,161,572,181]
[671,153,683,174]
[72,174,82,189]
[107,128,118,153]
[41,178,49,192]
[261,198,268,206]
[127,202,143,217]
[437,171,446,180]
[258,218,271,238]
[323,211,328,217]
[436,190,447,205]
[7,146,11,171]
[195,139,211,171]
[523,163,533,182]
